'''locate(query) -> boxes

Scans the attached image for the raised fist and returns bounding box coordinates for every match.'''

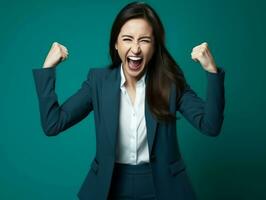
[191,42,218,73]
[42,42,69,68]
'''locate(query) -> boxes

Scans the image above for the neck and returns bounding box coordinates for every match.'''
[124,73,137,90]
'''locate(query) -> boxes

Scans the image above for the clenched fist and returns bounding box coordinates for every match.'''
[42,42,69,68]
[191,42,218,73]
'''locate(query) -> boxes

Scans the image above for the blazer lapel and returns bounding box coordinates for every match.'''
[102,67,121,155]
[102,65,158,157]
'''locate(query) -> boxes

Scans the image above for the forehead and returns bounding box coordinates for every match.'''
[119,18,153,36]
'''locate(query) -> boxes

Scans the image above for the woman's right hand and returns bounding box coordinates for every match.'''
[42,42,69,68]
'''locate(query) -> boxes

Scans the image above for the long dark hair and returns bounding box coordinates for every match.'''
[109,1,186,122]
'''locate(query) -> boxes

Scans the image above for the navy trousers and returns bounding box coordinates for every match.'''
[108,162,157,200]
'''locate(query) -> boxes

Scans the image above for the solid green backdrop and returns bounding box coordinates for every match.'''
[0,0,265,199]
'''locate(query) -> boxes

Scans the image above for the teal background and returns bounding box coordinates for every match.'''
[0,0,265,199]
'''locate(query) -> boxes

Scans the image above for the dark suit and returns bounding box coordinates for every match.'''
[32,65,225,200]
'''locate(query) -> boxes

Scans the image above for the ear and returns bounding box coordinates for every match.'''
[115,43,118,50]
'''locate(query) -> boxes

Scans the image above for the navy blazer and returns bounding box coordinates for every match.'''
[32,65,225,200]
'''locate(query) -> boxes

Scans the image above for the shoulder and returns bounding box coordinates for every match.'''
[86,66,119,82]
[89,67,110,76]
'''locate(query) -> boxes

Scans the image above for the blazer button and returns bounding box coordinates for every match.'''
[150,154,156,161]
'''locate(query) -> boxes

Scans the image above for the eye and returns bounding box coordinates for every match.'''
[140,40,151,43]
[122,38,131,41]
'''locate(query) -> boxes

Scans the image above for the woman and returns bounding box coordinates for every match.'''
[32,2,225,200]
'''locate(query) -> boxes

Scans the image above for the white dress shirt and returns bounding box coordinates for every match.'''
[115,64,150,165]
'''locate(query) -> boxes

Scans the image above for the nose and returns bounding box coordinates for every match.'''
[130,42,141,54]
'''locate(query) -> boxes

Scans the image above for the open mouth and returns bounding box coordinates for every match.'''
[127,56,143,71]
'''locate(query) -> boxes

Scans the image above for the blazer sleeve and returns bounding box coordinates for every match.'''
[177,68,225,136]
[32,67,94,136]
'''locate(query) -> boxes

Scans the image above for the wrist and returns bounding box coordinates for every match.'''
[42,64,55,69]
[207,68,218,73]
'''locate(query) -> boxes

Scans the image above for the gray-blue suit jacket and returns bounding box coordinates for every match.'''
[32,65,225,200]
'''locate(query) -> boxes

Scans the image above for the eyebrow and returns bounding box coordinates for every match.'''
[121,35,152,40]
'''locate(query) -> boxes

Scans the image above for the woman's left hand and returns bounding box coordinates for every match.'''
[191,42,218,73]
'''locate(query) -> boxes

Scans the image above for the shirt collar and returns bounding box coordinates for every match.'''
[120,63,146,90]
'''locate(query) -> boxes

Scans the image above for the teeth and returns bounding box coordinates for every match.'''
[128,56,142,61]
